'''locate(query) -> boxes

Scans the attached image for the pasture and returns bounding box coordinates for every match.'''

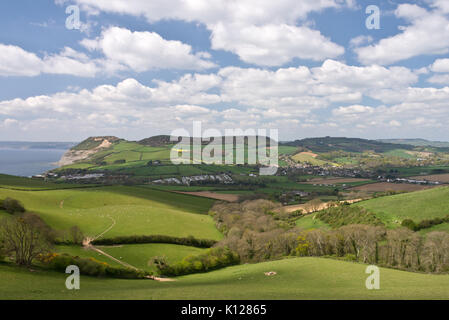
[409,174,449,183]
[356,186,449,226]
[1,257,449,299]
[0,185,222,240]
[349,182,435,192]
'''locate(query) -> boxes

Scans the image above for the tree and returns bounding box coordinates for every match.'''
[69,226,84,244]
[304,199,324,213]
[0,217,52,266]
[1,198,25,214]
[401,219,417,231]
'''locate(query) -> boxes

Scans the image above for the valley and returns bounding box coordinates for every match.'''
[2,135,449,300]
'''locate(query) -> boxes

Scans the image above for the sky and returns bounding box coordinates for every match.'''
[1,0,449,141]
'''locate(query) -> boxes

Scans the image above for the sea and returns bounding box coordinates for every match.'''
[0,141,76,177]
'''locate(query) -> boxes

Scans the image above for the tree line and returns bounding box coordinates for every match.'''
[209,200,449,273]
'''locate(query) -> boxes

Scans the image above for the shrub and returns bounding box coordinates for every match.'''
[1,198,25,214]
[92,234,217,248]
[316,205,384,228]
[155,247,240,276]
[42,253,149,279]
[401,219,417,231]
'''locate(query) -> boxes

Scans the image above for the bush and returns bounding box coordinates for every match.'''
[402,215,449,231]
[92,234,217,248]
[316,205,384,228]
[401,219,417,231]
[154,247,240,276]
[1,198,25,214]
[41,253,149,279]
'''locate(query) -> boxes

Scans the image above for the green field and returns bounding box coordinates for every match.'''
[0,185,222,240]
[387,165,449,177]
[0,174,93,191]
[55,245,122,267]
[100,243,207,271]
[295,213,331,230]
[356,186,449,227]
[56,244,207,272]
[1,257,449,299]
[278,146,298,155]
[384,149,416,159]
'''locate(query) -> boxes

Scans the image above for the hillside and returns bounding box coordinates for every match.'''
[138,135,174,147]
[379,139,449,148]
[0,184,220,240]
[283,137,413,153]
[1,257,449,299]
[355,186,449,227]
[58,136,121,166]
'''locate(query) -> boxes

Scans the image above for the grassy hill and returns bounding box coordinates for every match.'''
[283,137,413,153]
[0,174,94,190]
[0,185,221,240]
[379,138,449,149]
[1,257,449,299]
[355,186,449,227]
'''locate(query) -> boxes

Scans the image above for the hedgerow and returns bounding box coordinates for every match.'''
[39,253,150,279]
[92,234,217,248]
[152,247,240,276]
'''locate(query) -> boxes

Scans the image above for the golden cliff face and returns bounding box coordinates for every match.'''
[58,137,115,166]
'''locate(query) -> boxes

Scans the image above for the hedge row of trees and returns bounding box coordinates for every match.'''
[296,225,449,273]
[211,200,449,273]
[0,198,25,214]
[92,234,217,248]
[402,215,449,231]
[41,253,150,279]
[150,247,240,276]
[210,200,302,262]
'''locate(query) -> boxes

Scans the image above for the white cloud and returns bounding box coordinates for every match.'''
[430,58,449,73]
[210,23,344,66]
[355,3,449,65]
[332,105,374,116]
[4,58,449,140]
[0,44,100,77]
[0,44,43,76]
[81,27,216,71]
[428,74,449,84]
[69,0,351,66]
[349,35,373,48]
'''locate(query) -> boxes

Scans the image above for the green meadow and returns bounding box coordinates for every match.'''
[1,257,449,299]
[356,186,449,226]
[0,183,221,240]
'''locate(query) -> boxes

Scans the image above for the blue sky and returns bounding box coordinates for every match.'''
[1,0,449,141]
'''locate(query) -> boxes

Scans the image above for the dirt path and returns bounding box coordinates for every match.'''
[93,216,116,240]
[82,216,174,282]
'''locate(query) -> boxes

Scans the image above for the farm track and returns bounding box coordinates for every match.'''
[82,216,174,282]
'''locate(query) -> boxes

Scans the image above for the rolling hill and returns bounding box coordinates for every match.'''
[283,137,414,153]
[1,257,449,299]
[355,186,449,227]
